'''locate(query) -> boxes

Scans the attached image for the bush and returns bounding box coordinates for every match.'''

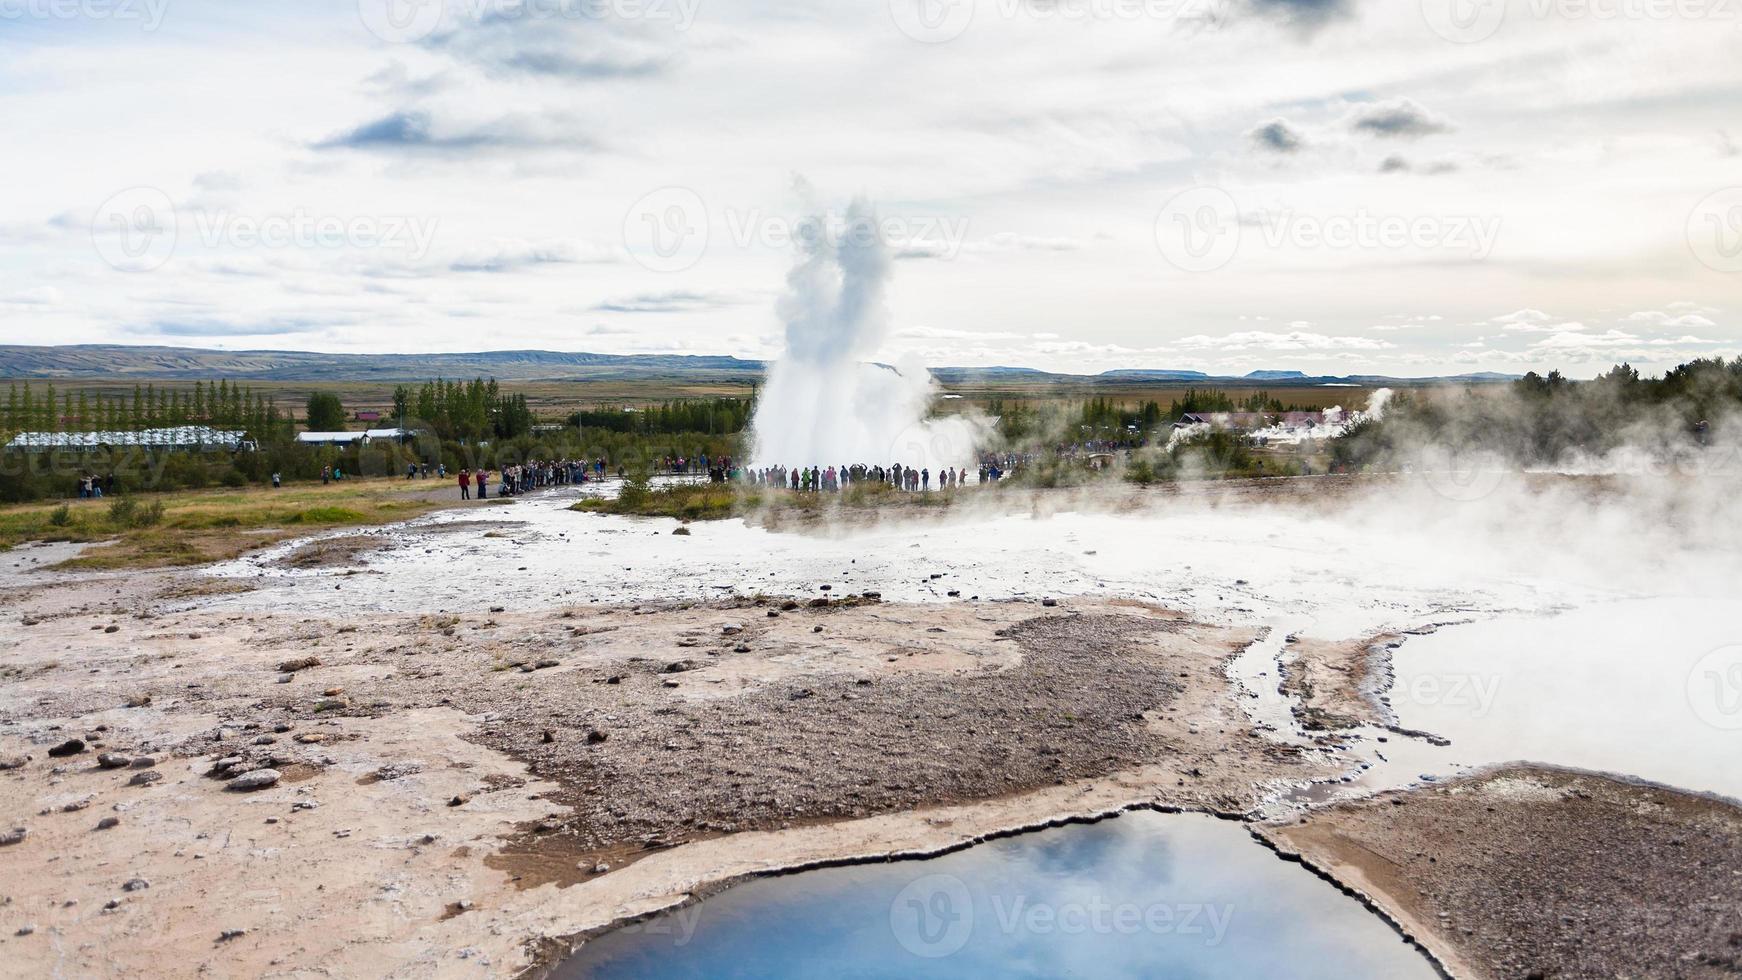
[48,504,72,527]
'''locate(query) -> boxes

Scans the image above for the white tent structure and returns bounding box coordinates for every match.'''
[4,426,252,452]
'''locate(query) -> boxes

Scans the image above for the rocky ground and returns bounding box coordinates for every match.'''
[0,545,1334,977]
[1261,765,1742,980]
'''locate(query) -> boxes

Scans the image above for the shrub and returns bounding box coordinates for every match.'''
[48,504,72,527]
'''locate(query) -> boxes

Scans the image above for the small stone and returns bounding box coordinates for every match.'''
[592,863,610,874]
[535,659,559,669]
[218,929,246,942]
[277,657,320,673]
[104,625,120,634]
[122,878,149,892]
[96,816,121,830]
[671,526,691,536]
[313,699,346,713]
[225,769,281,791]
[48,739,86,758]
[14,924,34,936]
[295,733,328,744]
[123,694,152,708]
[1041,597,1058,607]
[448,795,468,807]
[541,730,555,744]
[0,755,28,770]
[127,771,162,787]
[252,735,275,746]
[97,753,131,769]
[0,827,26,846]
[586,730,608,744]
[322,687,344,697]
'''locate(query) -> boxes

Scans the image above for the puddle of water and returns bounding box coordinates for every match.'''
[556,812,1438,980]
[1390,597,1742,800]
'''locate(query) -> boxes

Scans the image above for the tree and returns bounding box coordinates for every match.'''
[305,392,347,431]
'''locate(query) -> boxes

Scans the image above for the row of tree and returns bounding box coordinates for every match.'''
[566,397,753,435]
[2,381,293,440]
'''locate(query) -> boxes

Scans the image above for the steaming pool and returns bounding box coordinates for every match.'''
[555,812,1438,980]
[202,478,1742,802]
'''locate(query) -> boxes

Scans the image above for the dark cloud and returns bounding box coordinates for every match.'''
[1246,0,1357,31]
[1378,154,1461,175]
[313,111,598,153]
[1248,118,1305,154]
[449,240,618,273]
[1349,99,1453,139]
[130,316,337,338]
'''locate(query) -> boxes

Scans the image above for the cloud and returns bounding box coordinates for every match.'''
[1174,330,1395,352]
[1378,154,1459,175]
[126,315,344,338]
[1248,118,1305,154]
[1348,99,1454,139]
[1626,309,1717,328]
[314,110,599,153]
[590,290,747,313]
[1492,309,1585,333]
[421,10,683,81]
[449,239,620,272]
[0,287,62,307]
[1245,0,1358,31]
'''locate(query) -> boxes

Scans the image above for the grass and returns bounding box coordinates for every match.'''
[0,477,447,569]
[570,480,963,522]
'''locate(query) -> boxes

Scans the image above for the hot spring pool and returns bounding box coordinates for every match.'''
[555,811,1439,979]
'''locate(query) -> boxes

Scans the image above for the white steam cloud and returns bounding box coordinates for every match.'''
[748,197,980,473]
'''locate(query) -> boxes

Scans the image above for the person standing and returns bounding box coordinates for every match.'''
[459,467,470,500]
[477,468,488,499]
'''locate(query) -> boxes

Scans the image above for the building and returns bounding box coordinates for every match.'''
[4,426,253,452]
[294,427,415,447]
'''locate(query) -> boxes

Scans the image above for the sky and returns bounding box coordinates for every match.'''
[0,0,1738,378]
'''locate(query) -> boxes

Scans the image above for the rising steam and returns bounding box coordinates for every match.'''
[748,197,980,473]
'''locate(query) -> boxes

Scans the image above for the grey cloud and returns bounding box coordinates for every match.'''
[314,111,599,153]
[1349,99,1454,139]
[590,290,746,313]
[1245,0,1358,31]
[1248,118,1305,154]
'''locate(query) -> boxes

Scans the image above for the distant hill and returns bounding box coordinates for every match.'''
[0,344,1520,388]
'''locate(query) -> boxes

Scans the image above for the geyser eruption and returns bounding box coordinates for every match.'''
[748,199,980,474]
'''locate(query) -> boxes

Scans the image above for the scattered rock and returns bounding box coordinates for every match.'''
[96,816,121,831]
[277,657,320,673]
[586,730,608,744]
[0,755,29,770]
[123,694,152,708]
[122,878,150,892]
[104,625,120,634]
[1041,597,1058,607]
[534,658,560,669]
[225,770,281,791]
[663,660,700,674]
[96,753,131,770]
[313,699,346,713]
[127,771,162,787]
[448,795,468,807]
[541,729,556,744]
[671,527,691,536]
[0,827,26,846]
[15,924,34,936]
[217,929,246,942]
[295,733,328,744]
[47,739,86,758]
[322,687,345,697]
